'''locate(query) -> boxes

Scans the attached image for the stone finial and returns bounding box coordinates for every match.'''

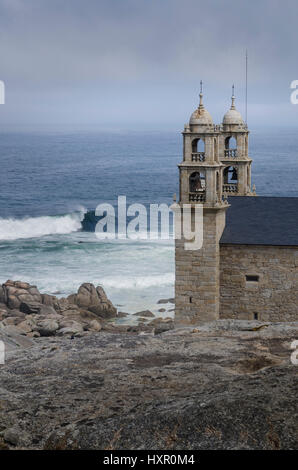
[222,85,243,125]
[199,80,205,111]
[231,84,236,110]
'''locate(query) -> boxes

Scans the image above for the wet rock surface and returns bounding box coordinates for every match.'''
[0,320,297,450]
[133,310,155,318]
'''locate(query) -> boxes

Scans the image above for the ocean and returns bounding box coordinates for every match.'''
[0,128,297,316]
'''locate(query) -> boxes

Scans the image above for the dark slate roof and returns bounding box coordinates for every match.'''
[220,197,298,246]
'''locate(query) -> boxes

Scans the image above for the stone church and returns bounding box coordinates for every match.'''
[175,86,298,323]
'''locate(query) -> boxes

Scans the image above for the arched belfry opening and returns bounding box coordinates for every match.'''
[223,166,238,193]
[225,136,237,149]
[189,171,206,191]
[189,170,206,202]
[191,138,205,162]
[224,136,237,158]
[223,166,238,183]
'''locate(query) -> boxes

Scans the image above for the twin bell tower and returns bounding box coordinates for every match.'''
[175,83,254,324]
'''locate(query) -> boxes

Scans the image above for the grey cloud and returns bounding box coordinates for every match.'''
[0,0,297,127]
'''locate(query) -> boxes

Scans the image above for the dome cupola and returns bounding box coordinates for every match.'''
[189,81,213,128]
[223,86,243,125]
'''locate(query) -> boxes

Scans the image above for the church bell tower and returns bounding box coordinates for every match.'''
[220,86,254,196]
[175,84,229,324]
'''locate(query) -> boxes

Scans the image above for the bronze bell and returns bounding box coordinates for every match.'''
[231,168,238,181]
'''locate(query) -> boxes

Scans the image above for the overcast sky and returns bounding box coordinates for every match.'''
[0,0,298,129]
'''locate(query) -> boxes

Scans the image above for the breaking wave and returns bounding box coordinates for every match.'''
[0,208,175,241]
[0,212,86,241]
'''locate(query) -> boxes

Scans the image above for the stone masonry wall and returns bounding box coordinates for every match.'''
[219,244,298,322]
[175,208,226,324]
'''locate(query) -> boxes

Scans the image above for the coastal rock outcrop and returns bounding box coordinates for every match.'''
[0,280,117,338]
[0,320,297,449]
[0,326,35,351]
[67,283,117,319]
[0,280,42,310]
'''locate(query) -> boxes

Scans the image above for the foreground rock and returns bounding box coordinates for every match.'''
[0,280,117,338]
[0,320,297,449]
[0,328,35,351]
[67,283,117,319]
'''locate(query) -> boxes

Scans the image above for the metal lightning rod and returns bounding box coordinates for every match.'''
[245,49,248,124]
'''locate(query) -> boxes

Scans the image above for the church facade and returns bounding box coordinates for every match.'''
[175,87,298,323]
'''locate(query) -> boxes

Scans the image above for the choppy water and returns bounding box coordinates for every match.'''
[0,128,297,315]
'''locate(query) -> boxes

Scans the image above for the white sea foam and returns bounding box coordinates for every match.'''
[0,212,85,240]
[99,272,174,290]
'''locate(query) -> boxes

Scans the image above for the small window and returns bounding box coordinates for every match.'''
[189,297,192,303]
[254,312,259,320]
[246,275,259,282]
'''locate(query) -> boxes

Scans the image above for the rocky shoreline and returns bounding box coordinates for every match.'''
[0,280,297,450]
[0,280,115,340]
[0,280,174,342]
